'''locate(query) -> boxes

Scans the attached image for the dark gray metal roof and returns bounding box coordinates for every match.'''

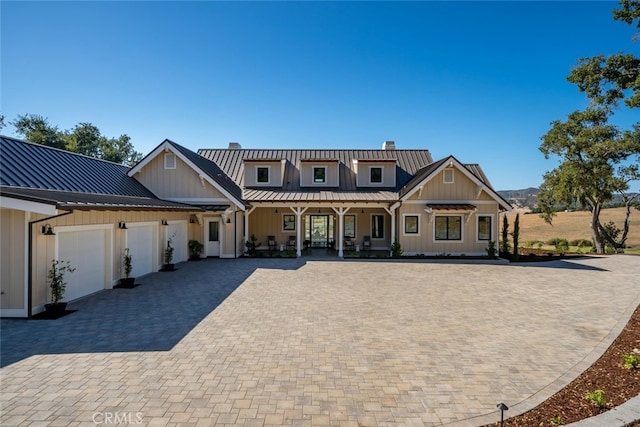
[198,148,434,202]
[0,136,199,211]
[0,186,198,211]
[1,136,156,197]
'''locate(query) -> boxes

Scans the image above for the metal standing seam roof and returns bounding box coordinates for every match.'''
[0,136,199,211]
[198,148,435,202]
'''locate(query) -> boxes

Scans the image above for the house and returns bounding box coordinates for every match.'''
[0,136,510,318]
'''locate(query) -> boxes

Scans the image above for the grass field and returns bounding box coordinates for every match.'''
[504,207,640,250]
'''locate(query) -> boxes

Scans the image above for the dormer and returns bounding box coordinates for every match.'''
[243,159,286,187]
[354,159,397,188]
[299,159,339,187]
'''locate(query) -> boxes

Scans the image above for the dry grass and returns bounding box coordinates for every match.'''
[505,207,640,249]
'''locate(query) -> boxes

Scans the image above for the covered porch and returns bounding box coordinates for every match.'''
[243,202,398,257]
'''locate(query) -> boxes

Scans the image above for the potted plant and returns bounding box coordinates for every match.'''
[188,240,204,260]
[45,259,75,315]
[244,234,260,256]
[119,248,136,287]
[162,238,175,271]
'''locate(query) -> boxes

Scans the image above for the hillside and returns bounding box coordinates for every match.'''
[504,207,640,249]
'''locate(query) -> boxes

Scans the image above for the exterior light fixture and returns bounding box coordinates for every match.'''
[497,402,509,427]
[361,209,365,214]
[161,219,168,226]
[226,218,231,224]
[118,221,128,230]
[274,209,278,214]
[42,224,55,236]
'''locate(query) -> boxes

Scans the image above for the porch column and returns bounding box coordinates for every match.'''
[385,202,400,256]
[243,206,256,252]
[332,207,350,258]
[290,206,308,257]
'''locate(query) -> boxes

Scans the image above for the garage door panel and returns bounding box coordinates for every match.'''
[167,223,187,263]
[58,229,106,302]
[126,226,154,278]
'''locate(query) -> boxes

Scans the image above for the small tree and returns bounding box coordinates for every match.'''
[500,215,511,256]
[390,239,403,257]
[48,260,75,305]
[511,213,520,260]
[164,238,174,265]
[123,248,133,278]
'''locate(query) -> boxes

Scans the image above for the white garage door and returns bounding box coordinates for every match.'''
[126,225,154,278]
[167,222,188,263]
[58,228,107,302]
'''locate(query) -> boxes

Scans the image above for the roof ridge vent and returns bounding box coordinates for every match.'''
[382,140,395,150]
[228,142,241,149]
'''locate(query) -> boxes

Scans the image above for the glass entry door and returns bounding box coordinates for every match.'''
[306,215,334,248]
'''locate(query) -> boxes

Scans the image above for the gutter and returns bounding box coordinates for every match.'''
[27,210,73,319]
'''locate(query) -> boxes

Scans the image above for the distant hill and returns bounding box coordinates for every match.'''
[497,187,639,212]
[497,188,539,211]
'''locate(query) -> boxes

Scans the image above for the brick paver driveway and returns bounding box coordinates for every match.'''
[1,255,639,426]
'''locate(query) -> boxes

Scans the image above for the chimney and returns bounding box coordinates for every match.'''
[228,142,241,149]
[382,140,396,150]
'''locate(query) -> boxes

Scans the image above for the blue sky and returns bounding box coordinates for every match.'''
[2,1,638,191]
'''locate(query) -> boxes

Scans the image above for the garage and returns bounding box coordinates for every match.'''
[166,221,188,263]
[126,223,156,278]
[58,226,109,302]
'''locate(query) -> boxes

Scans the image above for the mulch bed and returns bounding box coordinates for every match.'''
[484,304,640,426]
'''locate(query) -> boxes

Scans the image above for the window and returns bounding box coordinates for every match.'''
[256,166,269,184]
[443,168,454,184]
[370,167,382,184]
[371,214,384,239]
[404,215,419,234]
[208,221,219,242]
[283,214,295,231]
[435,216,461,240]
[313,167,326,183]
[164,153,176,169]
[478,216,492,240]
[344,215,356,238]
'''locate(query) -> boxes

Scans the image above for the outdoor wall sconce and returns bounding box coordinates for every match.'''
[41,224,55,236]
[189,216,196,224]
[496,402,509,427]
[118,221,128,230]
[274,208,278,214]
[226,218,231,224]
[161,219,168,226]
[361,209,365,214]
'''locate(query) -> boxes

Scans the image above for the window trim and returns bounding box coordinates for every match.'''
[164,153,176,170]
[312,166,327,184]
[282,214,295,231]
[476,214,493,242]
[402,214,420,236]
[434,215,463,242]
[443,168,454,184]
[256,165,271,184]
[369,166,383,184]
[371,214,385,239]
[344,214,356,239]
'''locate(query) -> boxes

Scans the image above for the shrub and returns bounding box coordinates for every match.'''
[390,240,403,257]
[584,389,608,408]
[555,238,569,254]
[550,416,565,425]
[622,354,640,370]
[500,216,510,255]
[486,241,497,259]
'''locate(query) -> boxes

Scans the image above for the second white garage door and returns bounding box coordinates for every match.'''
[126,224,155,278]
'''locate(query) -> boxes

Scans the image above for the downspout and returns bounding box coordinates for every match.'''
[234,210,237,258]
[28,210,73,319]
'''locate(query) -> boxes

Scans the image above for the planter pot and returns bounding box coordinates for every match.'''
[161,263,175,272]
[118,277,136,288]
[189,255,202,261]
[44,302,67,316]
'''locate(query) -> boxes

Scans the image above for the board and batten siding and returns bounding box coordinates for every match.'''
[133,153,227,200]
[0,208,27,314]
[355,161,396,188]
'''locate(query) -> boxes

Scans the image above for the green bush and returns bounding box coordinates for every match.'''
[584,389,608,408]
[390,240,403,257]
[554,238,569,253]
[622,354,640,370]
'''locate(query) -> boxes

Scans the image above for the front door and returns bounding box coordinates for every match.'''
[206,220,220,257]
[306,215,334,248]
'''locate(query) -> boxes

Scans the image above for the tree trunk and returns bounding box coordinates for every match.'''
[590,203,606,254]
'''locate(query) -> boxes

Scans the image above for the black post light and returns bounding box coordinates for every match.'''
[497,402,509,427]
[41,224,55,235]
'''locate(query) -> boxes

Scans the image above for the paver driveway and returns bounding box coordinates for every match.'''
[1,255,639,426]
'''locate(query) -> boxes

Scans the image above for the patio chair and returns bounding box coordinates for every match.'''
[267,235,277,253]
[362,235,371,251]
[286,236,296,250]
[344,236,355,251]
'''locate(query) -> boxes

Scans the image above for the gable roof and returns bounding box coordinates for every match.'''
[0,136,197,211]
[399,155,511,210]
[198,148,434,202]
[128,139,247,209]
